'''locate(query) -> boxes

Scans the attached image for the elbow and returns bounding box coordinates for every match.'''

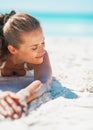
[40,71,52,84]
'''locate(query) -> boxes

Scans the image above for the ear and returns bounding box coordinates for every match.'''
[8,45,18,55]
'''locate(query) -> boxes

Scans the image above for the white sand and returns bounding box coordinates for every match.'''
[0,36,93,130]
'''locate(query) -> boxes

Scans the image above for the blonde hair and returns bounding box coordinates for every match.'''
[0,10,41,61]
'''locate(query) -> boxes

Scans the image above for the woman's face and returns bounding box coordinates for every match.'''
[13,28,45,64]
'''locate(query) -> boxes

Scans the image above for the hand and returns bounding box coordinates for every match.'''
[0,91,24,120]
[16,89,30,116]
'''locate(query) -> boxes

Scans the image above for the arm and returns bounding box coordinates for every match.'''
[34,51,52,84]
[17,51,52,103]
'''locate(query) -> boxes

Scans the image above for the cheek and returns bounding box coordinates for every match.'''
[29,50,39,57]
[19,49,38,61]
[26,52,37,60]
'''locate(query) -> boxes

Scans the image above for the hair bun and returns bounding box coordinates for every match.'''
[4,10,16,24]
[0,10,16,40]
[0,14,5,25]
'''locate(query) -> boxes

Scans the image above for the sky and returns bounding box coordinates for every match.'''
[0,0,93,13]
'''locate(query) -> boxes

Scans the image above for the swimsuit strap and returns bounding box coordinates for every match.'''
[0,61,6,69]
[24,63,28,70]
[0,61,6,76]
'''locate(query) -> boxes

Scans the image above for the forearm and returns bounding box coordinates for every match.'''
[26,82,51,103]
[17,80,51,103]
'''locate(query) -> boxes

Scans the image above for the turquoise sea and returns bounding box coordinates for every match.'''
[28,12,93,37]
[1,10,93,37]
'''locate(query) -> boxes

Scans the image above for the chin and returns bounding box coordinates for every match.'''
[36,59,43,64]
[29,58,44,64]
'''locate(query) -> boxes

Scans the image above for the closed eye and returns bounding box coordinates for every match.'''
[42,42,45,47]
[31,41,45,51]
[31,46,38,50]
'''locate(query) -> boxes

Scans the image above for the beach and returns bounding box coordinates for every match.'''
[0,36,93,130]
[46,36,93,93]
[0,0,93,128]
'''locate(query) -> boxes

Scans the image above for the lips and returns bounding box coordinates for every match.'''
[36,52,45,59]
[36,54,44,59]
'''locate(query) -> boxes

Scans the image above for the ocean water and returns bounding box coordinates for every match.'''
[28,12,93,37]
[1,10,93,37]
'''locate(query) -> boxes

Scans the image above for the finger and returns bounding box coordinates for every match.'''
[8,92,20,102]
[0,106,8,117]
[0,91,20,102]
[6,95,28,118]
[22,107,28,116]
[18,102,28,114]
[6,96,18,105]
[16,100,28,117]
[12,104,22,114]
[0,114,5,121]
[12,113,20,119]
[0,99,13,116]
[6,96,21,114]
[18,100,27,107]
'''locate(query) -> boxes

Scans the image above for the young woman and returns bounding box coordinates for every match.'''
[0,11,52,119]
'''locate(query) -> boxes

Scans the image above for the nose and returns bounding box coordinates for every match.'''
[38,44,45,53]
